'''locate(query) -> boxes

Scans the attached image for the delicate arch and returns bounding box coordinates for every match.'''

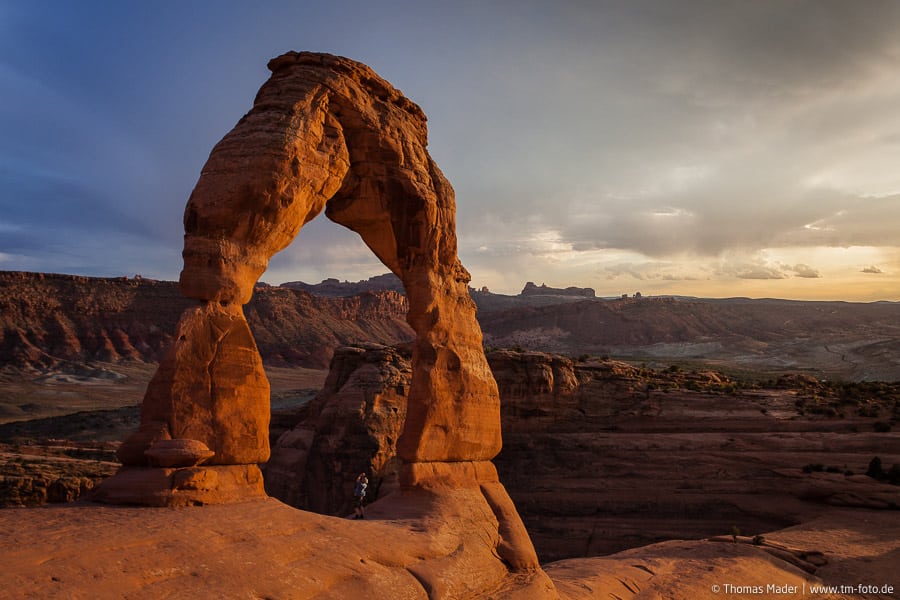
[99,52,540,573]
[177,51,500,464]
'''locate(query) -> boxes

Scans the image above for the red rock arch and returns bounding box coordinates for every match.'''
[98,52,540,573]
[111,52,501,482]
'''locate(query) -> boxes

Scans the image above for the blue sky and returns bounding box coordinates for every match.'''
[2,1,900,300]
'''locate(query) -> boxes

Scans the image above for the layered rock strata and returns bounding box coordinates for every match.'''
[0,270,411,372]
[95,51,544,588]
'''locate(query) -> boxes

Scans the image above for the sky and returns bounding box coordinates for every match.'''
[2,0,899,301]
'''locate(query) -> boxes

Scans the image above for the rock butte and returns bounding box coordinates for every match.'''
[93,51,550,594]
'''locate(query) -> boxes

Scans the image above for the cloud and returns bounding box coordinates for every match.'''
[450,2,900,263]
[731,265,788,281]
[711,253,826,281]
[603,260,702,282]
[789,264,822,279]
[604,264,647,281]
[861,265,884,274]
[264,217,388,285]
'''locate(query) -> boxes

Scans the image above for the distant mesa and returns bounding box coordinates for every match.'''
[280,273,404,296]
[521,281,596,298]
[278,274,599,302]
[281,274,598,300]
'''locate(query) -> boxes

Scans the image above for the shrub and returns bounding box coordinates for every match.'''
[888,464,900,486]
[866,457,884,480]
[857,401,880,418]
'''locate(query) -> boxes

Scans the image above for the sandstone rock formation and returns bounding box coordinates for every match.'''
[111,50,501,469]
[264,344,410,514]
[281,273,404,296]
[521,282,596,298]
[94,51,544,588]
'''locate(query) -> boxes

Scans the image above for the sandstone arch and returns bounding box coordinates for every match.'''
[108,52,500,469]
[178,51,501,465]
[96,53,540,571]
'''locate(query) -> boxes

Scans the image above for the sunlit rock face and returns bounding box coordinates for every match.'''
[96,52,538,577]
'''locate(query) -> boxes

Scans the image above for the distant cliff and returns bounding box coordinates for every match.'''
[280,273,404,297]
[0,271,412,371]
[520,281,595,298]
[4,270,900,380]
[281,273,598,302]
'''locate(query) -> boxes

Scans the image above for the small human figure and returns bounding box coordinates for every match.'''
[353,472,368,519]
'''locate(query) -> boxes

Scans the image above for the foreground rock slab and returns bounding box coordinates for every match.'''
[0,497,553,599]
[3,502,897,599]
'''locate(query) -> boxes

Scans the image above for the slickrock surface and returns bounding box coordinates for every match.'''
[2,500,898,599]
[0,497,555,599]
